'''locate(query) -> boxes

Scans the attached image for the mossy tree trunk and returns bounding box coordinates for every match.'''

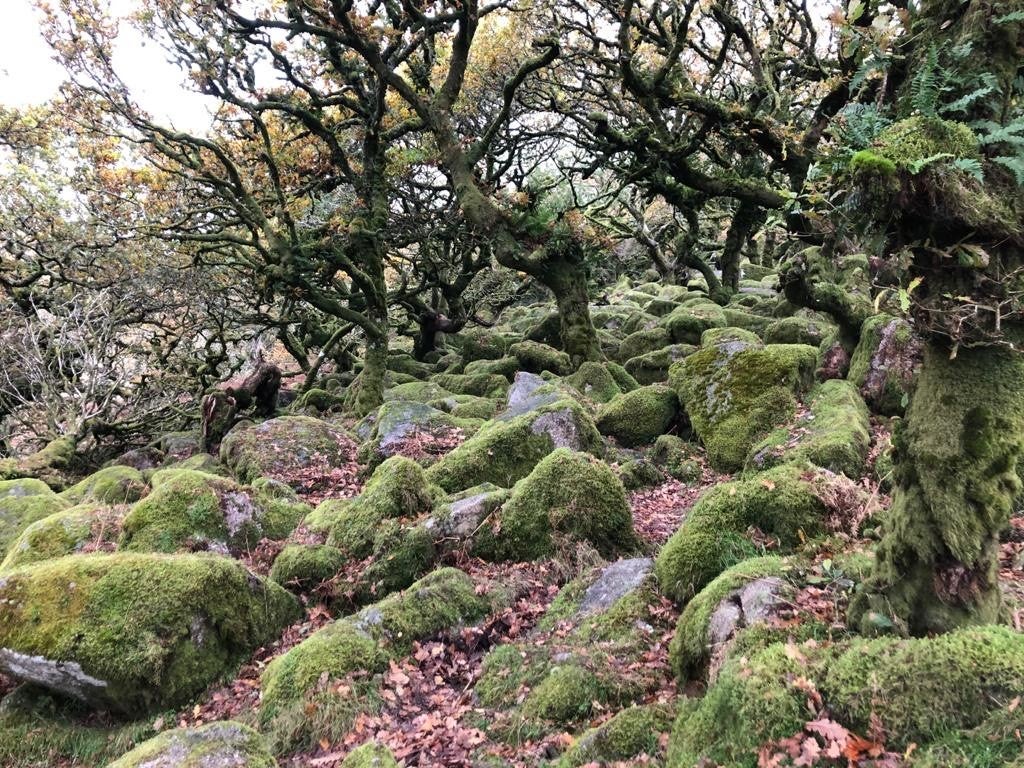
[848,0,1024,634]
[545,257,603,367]
[720,201,763,291]
[850,336,1024,634]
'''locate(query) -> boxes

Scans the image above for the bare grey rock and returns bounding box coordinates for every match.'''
[578,557,653,616]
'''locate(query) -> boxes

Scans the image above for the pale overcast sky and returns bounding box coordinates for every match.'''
[0,0,215,132]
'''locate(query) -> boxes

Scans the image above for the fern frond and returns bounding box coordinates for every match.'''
[940,85,995,116]
[952,157,984,181]
[995,10,1024,23]
[993,156,1024,185]
[911,45,941,116]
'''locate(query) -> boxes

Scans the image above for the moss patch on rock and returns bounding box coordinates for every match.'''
[669,336,816,471]
[426,399,602,493]
[106,720,276,768]
[746,379,871,477]
[270,543,346,592]
[655,464,826,602]
[220,416,352,485]
[259,568,488,751]
[0,481,71,561]
[555,704,673,767]
[471,449,638,561]
[595,384,680,448]
[59,466,148,506]
[1,503,125,571]
[0,552,299,714]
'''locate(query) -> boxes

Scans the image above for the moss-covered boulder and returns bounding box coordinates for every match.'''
[624,343,698,385]
[0,480,71,559]
[119,470,309,555]
[667,625,1024,767]
[616,327,673,362]
[382,380,453,403]
[107,721,276,767]
[325,457,432,557]
[509,340,571,376]
[341,742,400,768]
[477,560,671,739]
[655,465,827,601]
[270,544,346,592]
[616,457,665,490]
[462,356,520,380]
[430,373,509,398]
[660,302,727,344]
[472,449,638,561]
[650,435,703,482]
[669,335,816,471]
[565,361,632,403]
[358,400,479,466]
[59,466,148,506]
[668,555,790,681]
[292,387,345,413]
[848,313,923,415]
[426,399,602,493]
[220,416,352,485]
[259,567,488,750]
[763,315,835,347]
[425,483,510,549]
[595,384,680,447]
[0,553,299,713]
[1,503,125,571]
[555,704,673,767]
[746,379,871,477]
[455,328,510,362]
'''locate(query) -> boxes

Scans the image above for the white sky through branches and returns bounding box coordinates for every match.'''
[1,0,215,132]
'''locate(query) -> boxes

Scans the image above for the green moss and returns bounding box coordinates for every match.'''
[595,384,679,448]
[655,464,826,602]
[463,356,520,379]
[426,399,603,493]
[666,641,819,768]
[825,626,1024,746]
[746,379,871,477]
[669,339,817,471]
[293,387,345,413]
[668,626,1024,766]
[848,313,922,416]
[456,329,510,362]
[849,149,898,176]
[556,704,673,767]
[431,373,509,398]
[0,482,71,560]
[59,466,148,506]
[106,721,276,768]
[911,706,1024,767]
[119,470,302,554]
[522,664,599,722]
[270,544,345,592]
[616,458,664,490]
[721,310,773,336]
[616,327,673,361]
[565,361,624,403]
[660,302,727,344]
[509,341,571,376]
[1,503,124,571]
[624,344,698,385]
[220,415,352,485]
[325,456,432,556]
[354,520,436,600]
[873,116,979,170]
[383,381,454,403]
[669,556,788,681]
[650,435,702,482]
[341,742,400,768]
[170,452,227,475]
[445,396,499,420]
[0,553,299,714]
[476,644,540,708]
[473,449,638,561]
[764,316,835,347]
